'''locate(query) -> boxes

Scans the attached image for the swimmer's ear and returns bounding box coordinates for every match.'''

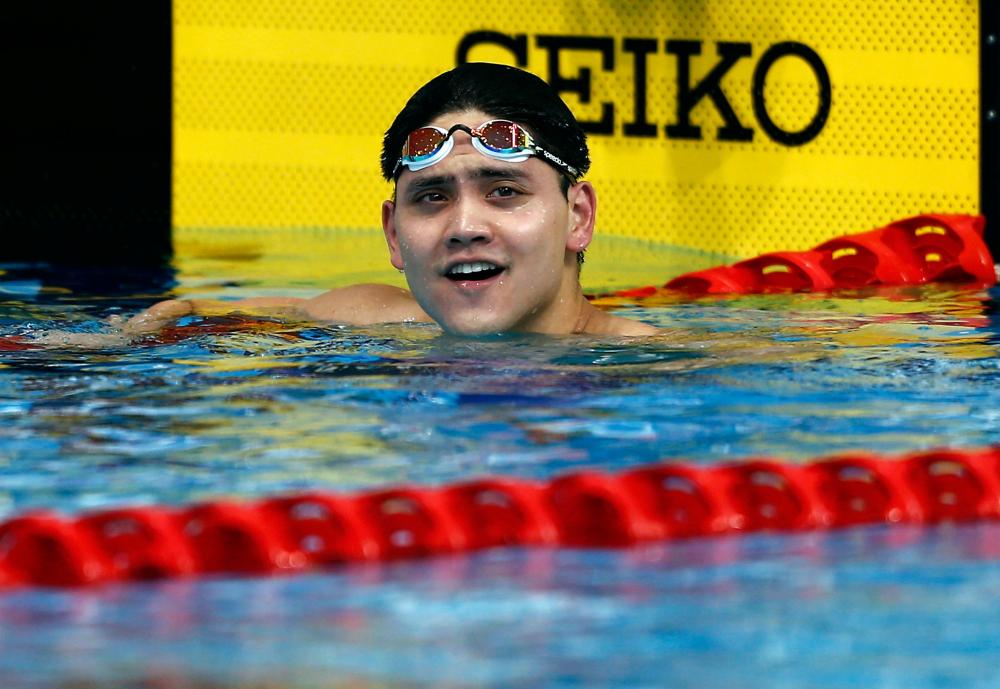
[382,199,405,270]
[565,181,596,255]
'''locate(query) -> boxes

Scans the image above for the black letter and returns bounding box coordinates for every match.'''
[456,31,528,67]
[535,35,615,135]
[622,38,657,137]
[752,42,831,146]
[665,40,753,142]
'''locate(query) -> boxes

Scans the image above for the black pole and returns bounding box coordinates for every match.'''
[982,0,1000,259]
[0,3,172,265]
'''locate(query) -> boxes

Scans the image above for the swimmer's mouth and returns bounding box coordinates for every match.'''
[445,261,505,282]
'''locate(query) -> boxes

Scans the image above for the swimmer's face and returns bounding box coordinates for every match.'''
[382,109,595,335]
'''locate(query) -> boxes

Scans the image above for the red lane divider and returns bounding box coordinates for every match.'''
[1,447,998,588]
[656,214,995,296]
[78,507,198,580]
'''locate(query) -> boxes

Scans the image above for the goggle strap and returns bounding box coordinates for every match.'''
[533,147,580,181]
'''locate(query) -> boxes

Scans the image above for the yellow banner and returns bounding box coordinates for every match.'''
[174,0,980,285]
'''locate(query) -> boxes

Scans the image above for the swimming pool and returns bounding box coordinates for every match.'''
[1,252,998,688]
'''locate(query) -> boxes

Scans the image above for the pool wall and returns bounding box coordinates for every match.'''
[0,3,171,264]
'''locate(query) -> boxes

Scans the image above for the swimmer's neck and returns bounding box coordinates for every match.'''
[571,299,659,336]
[515,292,658,337]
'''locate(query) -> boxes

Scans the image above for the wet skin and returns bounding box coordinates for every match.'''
[36,110,658,346]
[382,108,616,336]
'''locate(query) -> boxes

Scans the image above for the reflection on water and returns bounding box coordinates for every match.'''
[0,274,997,517]
[3,523,1000,689]
[1,259,999,689]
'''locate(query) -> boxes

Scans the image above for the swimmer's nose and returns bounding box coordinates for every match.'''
[445,196,493,248]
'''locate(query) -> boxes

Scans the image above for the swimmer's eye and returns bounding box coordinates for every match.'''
[487,185,522,199]
[411,191,447,204]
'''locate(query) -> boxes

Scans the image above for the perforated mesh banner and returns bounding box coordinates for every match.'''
[173,0,981,284]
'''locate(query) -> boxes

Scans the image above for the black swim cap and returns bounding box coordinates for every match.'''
[381,63,590,181]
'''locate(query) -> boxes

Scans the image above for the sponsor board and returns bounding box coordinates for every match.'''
[174,0,982,280]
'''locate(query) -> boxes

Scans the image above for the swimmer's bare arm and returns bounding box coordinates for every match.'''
[32,284,429,347]
[128,290,659,337]
[299,283,432,325]
[123,284,431,337]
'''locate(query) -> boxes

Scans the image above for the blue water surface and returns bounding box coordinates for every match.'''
[0,262,999,688]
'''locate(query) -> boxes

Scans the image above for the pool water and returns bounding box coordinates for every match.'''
[0,259,999,688]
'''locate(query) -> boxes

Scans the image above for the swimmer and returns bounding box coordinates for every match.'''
[52,63,659,345]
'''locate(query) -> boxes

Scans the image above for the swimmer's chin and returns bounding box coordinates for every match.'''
[437,323,509,338]
[433,314,519,338]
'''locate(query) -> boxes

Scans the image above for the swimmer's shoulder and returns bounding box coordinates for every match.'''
[584,308,661,337]
[606,316,661,337]
[616,319,662,336]
[302,283,432,325]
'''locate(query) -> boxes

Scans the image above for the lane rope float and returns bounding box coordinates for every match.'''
[1,447,999,588]
[605,214,996,299]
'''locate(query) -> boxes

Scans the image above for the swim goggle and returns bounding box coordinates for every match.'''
[393,119,580,182]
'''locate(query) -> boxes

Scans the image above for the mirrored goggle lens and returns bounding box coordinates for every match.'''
[475,121,530,153]
[404,128,448,161]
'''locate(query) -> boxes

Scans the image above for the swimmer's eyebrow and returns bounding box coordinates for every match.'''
[403,166,530,194]
[470,166,530,182]
[403,174,454,194]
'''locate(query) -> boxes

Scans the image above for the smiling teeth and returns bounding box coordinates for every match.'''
[448,262,498,275]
